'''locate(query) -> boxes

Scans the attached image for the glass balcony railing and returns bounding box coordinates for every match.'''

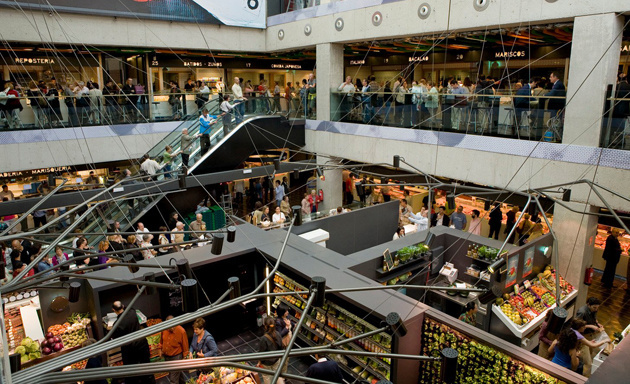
[0,92,222,130]
[330,89,567,142]
[601,96,630,150]
[0,90,315,130]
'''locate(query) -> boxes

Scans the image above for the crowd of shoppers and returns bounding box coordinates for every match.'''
[1,78,154,128]
[335,72,568,139]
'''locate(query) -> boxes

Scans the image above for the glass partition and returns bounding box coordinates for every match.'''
[601,94,630,149]
[0,92,225,130]
[331,89,566,142]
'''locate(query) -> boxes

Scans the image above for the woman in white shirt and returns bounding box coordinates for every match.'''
[141,234,157,260]
[272,206,286,224]
[393,226,405,240]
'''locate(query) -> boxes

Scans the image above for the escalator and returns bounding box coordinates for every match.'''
[145,98,305,175]
[56,98,305,249]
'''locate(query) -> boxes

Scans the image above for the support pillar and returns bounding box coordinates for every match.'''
[563,13,623,146]
[552,202,599,309]
[315,43,344,121]
[316,155,343,213]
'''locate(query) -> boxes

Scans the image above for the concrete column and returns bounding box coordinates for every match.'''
[563,13,623,146]
[316,155,343,213]
[552,202,599,309]
[315,43,344,121]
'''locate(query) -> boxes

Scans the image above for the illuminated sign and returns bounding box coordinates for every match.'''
[14,58,56,65]
[270,64,302,69]
[350,59,365,66]
[494,51,527,59]
[409,56,429,62]
[0,166,70,178]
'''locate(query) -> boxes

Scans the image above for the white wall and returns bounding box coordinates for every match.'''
[304,128,630,212]
[265,0,630,51]
[0,130,169,172]
[0,8,266,52]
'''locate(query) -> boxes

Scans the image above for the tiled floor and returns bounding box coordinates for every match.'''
[585,270,630,336]
[156,329,313,384]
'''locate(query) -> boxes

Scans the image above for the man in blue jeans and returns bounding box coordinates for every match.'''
[198,108,220,156]
[231,77,246,124]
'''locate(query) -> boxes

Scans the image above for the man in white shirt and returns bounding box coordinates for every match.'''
[338,76,355,121]
[231,77,246,123]
[406,209,429,232]
[0,185,15,201]
[140,154,161,180]
[272,207,286,224]
[136,222,149,244]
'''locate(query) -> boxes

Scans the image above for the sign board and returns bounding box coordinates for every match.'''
[383,249,394,271]
[1,0,267,29]
[522,247,535,278]
[505,253,519,288]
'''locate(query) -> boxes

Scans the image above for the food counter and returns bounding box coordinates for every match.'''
[434,194,552,239]
[591,322,630,374]
[592,225,630,278]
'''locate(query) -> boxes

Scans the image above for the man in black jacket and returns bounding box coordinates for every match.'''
[488,203,503,240]
[306,354,344,383]
[431,206,450,227]
[111,301,155,384]
[612,73,630,145]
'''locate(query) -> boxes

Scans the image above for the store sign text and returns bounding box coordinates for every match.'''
[350,60,365,66]
[622,44,630,52]
[409,56,429,62]
[14,58,56,64]
[270,64,302,69]
[0,166,70,178]
[495,51,527,58]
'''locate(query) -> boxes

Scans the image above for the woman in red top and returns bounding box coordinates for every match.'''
[12,261,34,279]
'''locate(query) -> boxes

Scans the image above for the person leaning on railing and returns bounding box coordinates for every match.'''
[1,82,23,129]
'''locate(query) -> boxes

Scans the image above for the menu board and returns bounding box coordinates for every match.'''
[505,254,519,288]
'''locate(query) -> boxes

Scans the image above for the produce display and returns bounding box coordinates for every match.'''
[420,318,560,384]
[192,367,256,384]
[467,244,506,261]
[41,333,64,355]
[272,272,391,382]
[14,337,42,364]
[42,313,91,354]
[395,244,430,264]
[4,306,25,350]
[494,267,574,328]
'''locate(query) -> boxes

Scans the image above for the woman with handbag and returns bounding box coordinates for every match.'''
[188,318,218,359]
[258,317,285,384]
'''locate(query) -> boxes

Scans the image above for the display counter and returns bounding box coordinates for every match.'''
[593,225,630,278]
[419,310,585,384]
[592,321,630,374]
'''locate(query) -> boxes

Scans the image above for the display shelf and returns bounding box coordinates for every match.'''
[492,287,578,338]
[376,257,429,276]
[464,254,495,264]
[375,259,430,283]
[273,272,391,381]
